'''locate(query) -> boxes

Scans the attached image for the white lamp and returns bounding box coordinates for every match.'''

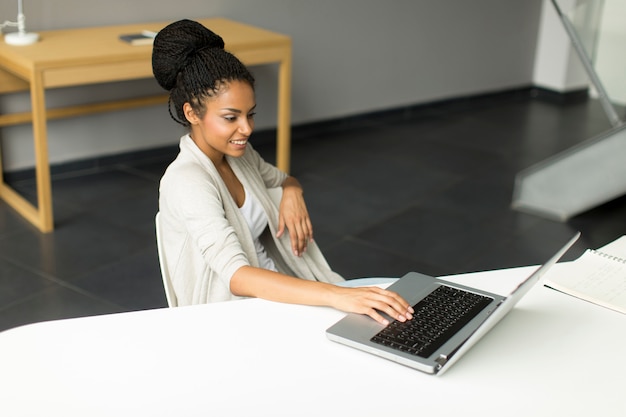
[2,0,39,46]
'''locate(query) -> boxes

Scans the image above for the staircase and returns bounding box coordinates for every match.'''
[512,123,626,220]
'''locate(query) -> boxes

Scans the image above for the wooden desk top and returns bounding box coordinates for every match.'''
[0,17,290,91]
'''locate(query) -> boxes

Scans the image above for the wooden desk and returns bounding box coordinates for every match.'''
[0,18,292,232]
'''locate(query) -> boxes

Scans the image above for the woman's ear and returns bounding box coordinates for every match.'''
[183,103,199,125]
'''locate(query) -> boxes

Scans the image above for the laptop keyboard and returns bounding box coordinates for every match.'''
[371,285,493,358]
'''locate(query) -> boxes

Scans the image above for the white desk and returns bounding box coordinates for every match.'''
[0,265,624,417]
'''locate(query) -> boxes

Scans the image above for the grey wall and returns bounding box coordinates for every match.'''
[0,0,542,171]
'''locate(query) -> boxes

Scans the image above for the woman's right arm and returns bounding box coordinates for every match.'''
[230,266,414,325]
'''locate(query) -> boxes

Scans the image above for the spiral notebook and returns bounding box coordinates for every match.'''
[545,235,626,314]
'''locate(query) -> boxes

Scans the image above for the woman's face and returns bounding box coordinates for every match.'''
[185,80,256,164]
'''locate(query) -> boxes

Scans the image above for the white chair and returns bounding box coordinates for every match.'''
[155,212,177,307]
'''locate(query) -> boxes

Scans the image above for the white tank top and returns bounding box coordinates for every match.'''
[239,187,278,271]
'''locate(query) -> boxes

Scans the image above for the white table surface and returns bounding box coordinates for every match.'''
[1,264,624,417]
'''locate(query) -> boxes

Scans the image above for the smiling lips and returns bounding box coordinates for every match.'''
[230,139,248,146]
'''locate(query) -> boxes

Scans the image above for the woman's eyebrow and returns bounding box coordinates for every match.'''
[220,105,257,113]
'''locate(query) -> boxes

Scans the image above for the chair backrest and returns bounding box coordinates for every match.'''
[155,212,177,307]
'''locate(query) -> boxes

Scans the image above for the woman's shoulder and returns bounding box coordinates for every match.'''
[161,150,220,196]
[164,136,216,176]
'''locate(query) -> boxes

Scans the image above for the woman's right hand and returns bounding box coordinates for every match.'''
[330,286,414,325]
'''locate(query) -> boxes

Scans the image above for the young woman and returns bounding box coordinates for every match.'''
[152,19,413,325]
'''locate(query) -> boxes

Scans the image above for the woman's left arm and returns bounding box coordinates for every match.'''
[277,176,313,257]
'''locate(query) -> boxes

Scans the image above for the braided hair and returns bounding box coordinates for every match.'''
[152,19,255,127]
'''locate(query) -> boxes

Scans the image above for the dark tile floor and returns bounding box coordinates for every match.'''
[1,91,625,332]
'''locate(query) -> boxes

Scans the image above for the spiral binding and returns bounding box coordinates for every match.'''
[589,249,626,264]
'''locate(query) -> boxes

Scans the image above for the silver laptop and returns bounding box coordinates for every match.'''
[326,232,580,375]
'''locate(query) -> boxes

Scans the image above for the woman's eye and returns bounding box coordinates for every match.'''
[224,116,236,122]
[248,112,256,119]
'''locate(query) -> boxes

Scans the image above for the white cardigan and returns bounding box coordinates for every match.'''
[158,135,344,305]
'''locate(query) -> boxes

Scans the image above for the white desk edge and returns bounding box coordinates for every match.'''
[0,264,624,417]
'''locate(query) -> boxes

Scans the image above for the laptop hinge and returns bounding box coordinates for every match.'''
[435,354,448,369]
[436,340,467,370]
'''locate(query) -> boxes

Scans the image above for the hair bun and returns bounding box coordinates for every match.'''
[152,19,225,91]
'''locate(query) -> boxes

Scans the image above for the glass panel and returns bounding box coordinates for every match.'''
[593,0,626,107]
[554,0,626,118]
[560,0,604,61]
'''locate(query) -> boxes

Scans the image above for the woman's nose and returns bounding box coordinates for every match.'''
[239,119,253,135]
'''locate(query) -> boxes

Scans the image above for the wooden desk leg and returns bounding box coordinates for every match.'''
[31,73,54,233]
[0,142,4,190]
[0,73,53,232]
[276,47,292,174]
